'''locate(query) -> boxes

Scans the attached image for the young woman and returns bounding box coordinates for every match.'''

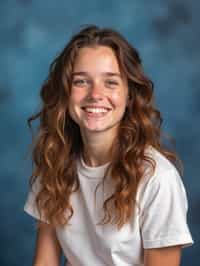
[24,25,194,266]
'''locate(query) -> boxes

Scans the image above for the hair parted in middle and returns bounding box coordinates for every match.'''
[28,24,180,229]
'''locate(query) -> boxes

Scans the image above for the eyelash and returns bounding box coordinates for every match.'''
[105,80,119,86]
[72,79,87,86]
[72,79,119,86]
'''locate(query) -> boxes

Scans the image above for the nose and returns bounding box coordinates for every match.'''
[88,83,104,100]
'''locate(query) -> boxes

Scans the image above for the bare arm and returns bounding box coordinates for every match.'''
[33,221,62,266]
[144,245,182,266]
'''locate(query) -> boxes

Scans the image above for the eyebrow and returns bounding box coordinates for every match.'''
[72,71,122,78]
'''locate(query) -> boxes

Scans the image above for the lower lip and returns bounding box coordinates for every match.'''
[83,109,110,118]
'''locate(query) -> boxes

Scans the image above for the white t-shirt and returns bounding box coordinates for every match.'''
[24,146,194,266]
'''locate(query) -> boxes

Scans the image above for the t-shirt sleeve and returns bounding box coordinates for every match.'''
[24,177,49,224]
[139,167,194,249]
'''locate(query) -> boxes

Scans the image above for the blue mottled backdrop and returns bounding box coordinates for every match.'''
[0,0,199,265]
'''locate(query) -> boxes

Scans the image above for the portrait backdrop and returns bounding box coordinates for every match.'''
[0,0,199,265]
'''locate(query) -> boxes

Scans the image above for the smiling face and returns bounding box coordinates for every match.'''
[68,46,129,139]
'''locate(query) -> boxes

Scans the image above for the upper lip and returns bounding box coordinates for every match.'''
[82,105,111,110]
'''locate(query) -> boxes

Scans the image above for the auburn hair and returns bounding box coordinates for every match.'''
[27,25,182,229]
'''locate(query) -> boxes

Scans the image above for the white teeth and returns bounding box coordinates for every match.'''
[84,108,109,113]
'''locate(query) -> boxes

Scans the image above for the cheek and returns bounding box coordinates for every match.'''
[111,91,128,109]
[68,90,87,121]
[69,89,85,105]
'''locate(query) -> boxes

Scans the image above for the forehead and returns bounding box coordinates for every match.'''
[73,46,120,72]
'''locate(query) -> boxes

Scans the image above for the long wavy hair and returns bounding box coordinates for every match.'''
[28,25,182,229]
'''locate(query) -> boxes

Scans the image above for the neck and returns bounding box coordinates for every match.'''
[80,130,117,167]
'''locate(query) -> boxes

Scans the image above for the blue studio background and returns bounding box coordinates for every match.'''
[0,0,199,265]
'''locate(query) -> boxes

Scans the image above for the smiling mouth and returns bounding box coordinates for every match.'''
[82,107,111,117]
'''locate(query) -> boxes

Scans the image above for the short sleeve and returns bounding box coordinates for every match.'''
[139,168,194,249]
[24,177,49,224]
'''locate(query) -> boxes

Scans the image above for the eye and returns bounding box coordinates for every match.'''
[105,79,119,86]
[72,79,89,86]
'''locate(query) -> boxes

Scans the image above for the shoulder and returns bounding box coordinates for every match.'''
[136,147,194,249]
[141,145,181,185]
[137,146,187,209]
[145,145,178,175]
[29,176,42,195]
